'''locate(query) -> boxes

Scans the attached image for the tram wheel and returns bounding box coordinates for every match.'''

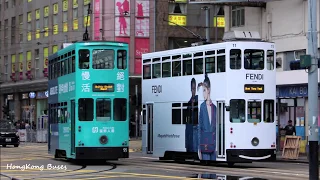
[227,162,235,167]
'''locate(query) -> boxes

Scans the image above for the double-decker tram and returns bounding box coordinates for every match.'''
[48,41,129,161]
[141,31,277,166]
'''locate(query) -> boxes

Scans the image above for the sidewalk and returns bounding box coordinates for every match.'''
[276,151,309,164]
[129,138,142,152]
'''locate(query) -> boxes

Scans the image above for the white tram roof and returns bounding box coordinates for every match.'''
[142,31,273,60]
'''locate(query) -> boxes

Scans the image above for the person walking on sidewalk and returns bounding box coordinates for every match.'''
[284,120,296,136]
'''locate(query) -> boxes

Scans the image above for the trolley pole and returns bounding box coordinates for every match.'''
[307,0,319,179]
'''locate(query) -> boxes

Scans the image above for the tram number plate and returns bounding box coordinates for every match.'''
[6,138,11,142]
[123,148,128,152]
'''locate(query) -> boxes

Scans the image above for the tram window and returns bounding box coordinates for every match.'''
[230,99,245,123]
[244,49,264,70]
[267,50,274,70]
[263,100,274,123]
[230,49,241,69]
[68,58,72,74]
[183,60,192,75]
[162,62,171,78]
[172,55,181,61]
[64,59,68,75]
[117,50,127,70]
[78,98,94,121]
[57,62,61,77]
[61,61,65,76]
[143,64,151,79]
[193,58,203,74]
[217,55,226,72]
[172,109,181,124]
[93,49,114,69]
[247,101,262,123]
[172,61,181,76]
[152,63,161,78]
[79,49,90,69]
[96,98,111,121]
[143,109,146,124]
[72,56,75,73]
[205,56,215,73]
[113,98,127,121]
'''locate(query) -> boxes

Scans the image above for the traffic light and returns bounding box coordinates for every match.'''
[2,105,9,116]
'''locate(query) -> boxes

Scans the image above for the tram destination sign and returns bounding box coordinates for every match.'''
[244,84,264,93]
[93,83,114,92]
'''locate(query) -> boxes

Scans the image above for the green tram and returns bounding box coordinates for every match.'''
[48,41,129,160]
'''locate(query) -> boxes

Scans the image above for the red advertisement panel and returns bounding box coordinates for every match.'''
[135,58,142,75]
[135,38,150,58]
[115,37,130,44]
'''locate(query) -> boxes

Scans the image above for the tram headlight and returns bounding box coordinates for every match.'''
[251,137,259,146]
[99,135,108,145]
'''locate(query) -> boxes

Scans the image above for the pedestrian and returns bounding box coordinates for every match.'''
[284,120,296,136]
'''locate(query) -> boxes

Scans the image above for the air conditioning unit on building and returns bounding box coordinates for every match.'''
[294,50,306,61]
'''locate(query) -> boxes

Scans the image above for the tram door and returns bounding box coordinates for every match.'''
[71,100,75,155]
[146,104,153,154]
[217,101,226,158]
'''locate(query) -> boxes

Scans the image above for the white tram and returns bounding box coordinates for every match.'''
[141,31,277,166]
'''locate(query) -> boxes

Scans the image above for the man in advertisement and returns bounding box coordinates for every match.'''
[186,78,198,152]
[197,74,217,161]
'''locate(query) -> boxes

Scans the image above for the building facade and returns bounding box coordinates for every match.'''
[223,0,320,148]
[0,0,93,122]
[0,0,225,126]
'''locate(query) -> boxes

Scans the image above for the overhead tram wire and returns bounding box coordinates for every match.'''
[162,18,207,43]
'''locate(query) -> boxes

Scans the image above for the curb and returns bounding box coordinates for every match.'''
[276,159,309,164]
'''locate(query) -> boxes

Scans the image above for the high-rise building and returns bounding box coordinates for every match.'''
[0,0,225,124]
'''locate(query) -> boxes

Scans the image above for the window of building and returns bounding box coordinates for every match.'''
[53,3,58,35]
[18,14,23,42]
[162,62,171,77]
[4,56,8,81]
[73,0,78,30]
[143,64,151,79]
[264,100,274,123]
[244,49,264,70]
[247,100,262,123]
[117,50,127,70]
[172,103,181,124]
[79,49,89,69]
[152,63,161,78]
[267,50,274,70]
[11,17,15,44]
[92,49,114,69]
[78,98,94,121]
[5,0,8,10]
[96,98,111,121]
[230,49,241,69]
[34,49,40,78]
[113,98,127,121]
[12,0,16,8]
[230,99,245,123]
[63,0,68,22]
[231,6,245,27]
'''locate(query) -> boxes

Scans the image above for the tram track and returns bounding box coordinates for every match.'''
[117,158,313,180]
